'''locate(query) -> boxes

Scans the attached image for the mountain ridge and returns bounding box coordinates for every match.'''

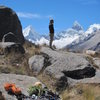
[23,22,100,49]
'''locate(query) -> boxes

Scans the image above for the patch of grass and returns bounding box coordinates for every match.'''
[83,87,94,100]
[0,41,40,75]
[37,73,57,92]
[60,83,100,100]
[0,65,25,75]
[0,66,11,74]
[0,48,4,55]
[95,96,100,100]
[23,40,40,56]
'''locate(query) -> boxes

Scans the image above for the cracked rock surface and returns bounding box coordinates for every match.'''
[40,47,95,79]
[29,47,97,91]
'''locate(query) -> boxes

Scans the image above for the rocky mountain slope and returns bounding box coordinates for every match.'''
[65,24,100,52]
[66,30,100,52]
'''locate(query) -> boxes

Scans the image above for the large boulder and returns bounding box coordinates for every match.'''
[39,47,96,91]
[0,6,25,44]
[29,53,51,75]
[40,47,95,79]
[29,55,44,75]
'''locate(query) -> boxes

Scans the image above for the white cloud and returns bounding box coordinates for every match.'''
[17,12,41,19]
[17,12,54,19]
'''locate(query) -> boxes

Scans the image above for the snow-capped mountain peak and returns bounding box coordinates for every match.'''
[56,21,84,39]
[66,24,100,50]
[23,25,41,41]
[85,24,100,35]
[23,25,37,37]
[72,21,83,31]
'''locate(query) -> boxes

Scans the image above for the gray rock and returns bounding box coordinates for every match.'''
[41,47,95,78]
[0,74,43,100]
[29,53,51,75]
[28,47,96,91]
[65,70,100,86]
[93,58,100,68]
[4,43,25,55]
[0,42,15,48]
[2,32,18,43]
[29,55,44,74]
[0,42,25,55]
[0,6,25,44]
[75,70,100,84]
[40,47,96,90]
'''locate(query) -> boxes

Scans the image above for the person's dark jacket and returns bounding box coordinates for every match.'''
[49,24,54,33]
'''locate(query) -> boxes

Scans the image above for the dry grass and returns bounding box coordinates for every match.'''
[38,74,100,100]
[60,83,100,100]
[37,73,57,92]
[23,40,41,56]
[0,40,40,75]
[34,74,100,100]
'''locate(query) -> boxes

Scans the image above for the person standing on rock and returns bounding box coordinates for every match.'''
[49,19,54,49]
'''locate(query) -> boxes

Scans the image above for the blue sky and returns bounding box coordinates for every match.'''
[0,0,100,34]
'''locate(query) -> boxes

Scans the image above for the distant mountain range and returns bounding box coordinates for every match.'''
[66,24,100,52]
[66,30,100,52]
[23,21,100,51]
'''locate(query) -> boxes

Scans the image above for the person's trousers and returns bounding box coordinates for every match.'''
[49,33,54,47]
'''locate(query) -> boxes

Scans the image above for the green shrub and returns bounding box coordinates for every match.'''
[28,85,43,96]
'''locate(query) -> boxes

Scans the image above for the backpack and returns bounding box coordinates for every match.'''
[4,83,21,95]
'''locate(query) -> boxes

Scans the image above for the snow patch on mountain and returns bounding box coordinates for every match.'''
[53,34,79,48]
[66,24,100,51]
[72,21,83,31]
[36,37,49,45]
[53,21,84,48]
[23,25,41,41]
[68,24,100,46]
[85,24,100,36]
